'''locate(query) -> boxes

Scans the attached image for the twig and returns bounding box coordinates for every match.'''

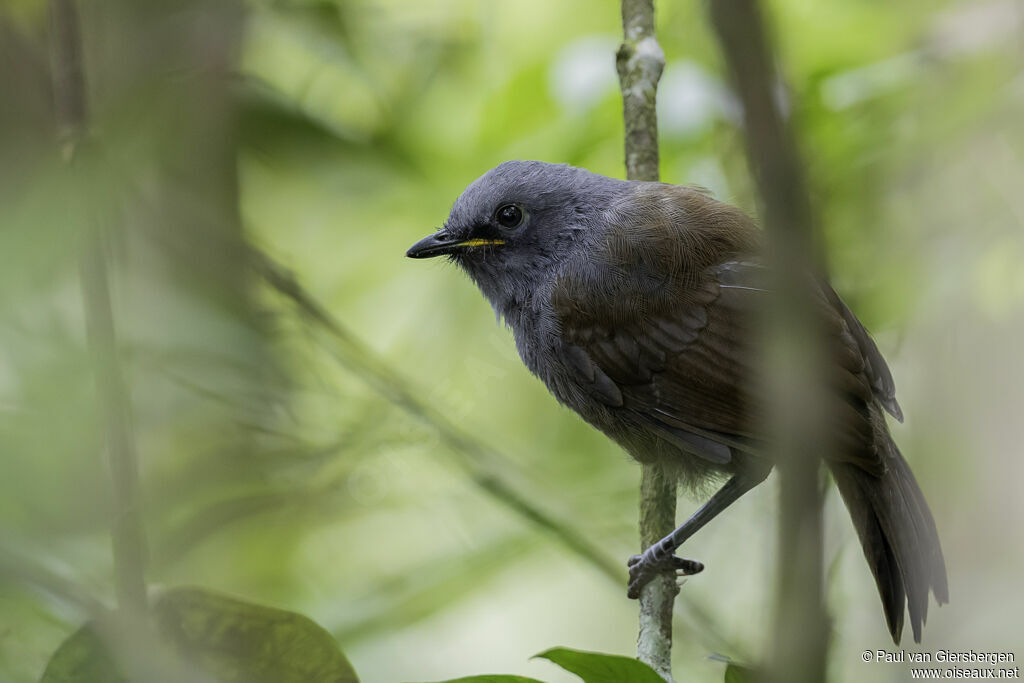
[615,2,677,680]
[635,463,678,681]
[49,0,148,614]
[707,2,830,682]
[253,252,624,583]
[617,0,665,184]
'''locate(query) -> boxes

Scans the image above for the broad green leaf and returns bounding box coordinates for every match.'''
[405,677,548,683]
[724,663,756,683]
[40,624,125,683]
[534,647,665,683]
[154,586,359,683]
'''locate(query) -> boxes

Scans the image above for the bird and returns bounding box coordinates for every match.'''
[406,160,947,644]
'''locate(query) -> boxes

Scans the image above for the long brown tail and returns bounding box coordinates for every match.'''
[828,437,948,644]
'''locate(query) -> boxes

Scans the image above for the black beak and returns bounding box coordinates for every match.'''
[406,231,462,259]
[406,231,505,259]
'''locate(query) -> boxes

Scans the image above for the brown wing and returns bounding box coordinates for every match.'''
[552,187,893,473]
[823,284,904,422]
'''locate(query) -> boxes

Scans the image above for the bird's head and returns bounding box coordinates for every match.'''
[406,160,629,315]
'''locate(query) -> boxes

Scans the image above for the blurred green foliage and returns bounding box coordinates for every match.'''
[40,587,359,682]
[2,0,1024,682]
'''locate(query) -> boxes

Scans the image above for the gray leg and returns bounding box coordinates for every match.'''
[627,465,771,599]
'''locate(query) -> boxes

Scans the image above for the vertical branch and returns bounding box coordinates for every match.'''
[616,2,675,680]
[635,463,677,680]
[49,0,148,614]
[617,0,664,184]
[80,232,149,615]
[707,2,830,683]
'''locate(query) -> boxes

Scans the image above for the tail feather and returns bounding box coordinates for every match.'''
[829,437,947,644]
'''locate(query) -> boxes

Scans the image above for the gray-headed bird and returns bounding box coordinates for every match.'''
[407,161,947,644]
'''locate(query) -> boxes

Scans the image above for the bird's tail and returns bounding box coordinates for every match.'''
[828,436,948,644]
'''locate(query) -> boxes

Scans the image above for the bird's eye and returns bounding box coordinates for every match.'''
[495,204,523,229]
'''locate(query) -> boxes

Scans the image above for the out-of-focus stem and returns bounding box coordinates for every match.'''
[255,254,624,583]
[708,1,830,682]
[49,0,148,615]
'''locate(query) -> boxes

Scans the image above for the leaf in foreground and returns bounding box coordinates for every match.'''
[404,677,548,683]
[40,624,125,683]
[154,586,359,683]
[534,647,665,683]
[724,662,756,683]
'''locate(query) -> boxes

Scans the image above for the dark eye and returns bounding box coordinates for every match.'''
[495,204,523,228]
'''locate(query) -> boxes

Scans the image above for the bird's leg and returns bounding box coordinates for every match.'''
[627,464,771,599]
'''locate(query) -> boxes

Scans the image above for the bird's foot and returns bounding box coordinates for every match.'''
[627,550,703,599]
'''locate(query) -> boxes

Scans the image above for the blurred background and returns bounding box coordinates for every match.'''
[1,0,1023,681]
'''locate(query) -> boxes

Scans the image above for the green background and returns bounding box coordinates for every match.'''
[2,0,1023,681]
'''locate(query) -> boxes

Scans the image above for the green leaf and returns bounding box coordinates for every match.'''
[40,624,125,683]
[724,662,756,683]
[405,677,548,683]
[534,647,665,683]
[154,586,359,683]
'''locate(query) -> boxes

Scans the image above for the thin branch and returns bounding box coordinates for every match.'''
[253,252,624,583]
[617,0,665,184]
[707,1,830,682]
[635,463,678,681]
[616,1,676,680]
[49,0,149,614]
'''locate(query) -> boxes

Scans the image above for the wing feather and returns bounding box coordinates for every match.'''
[551,186,897,474]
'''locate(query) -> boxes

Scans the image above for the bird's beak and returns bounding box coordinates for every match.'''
[405,231,505,259]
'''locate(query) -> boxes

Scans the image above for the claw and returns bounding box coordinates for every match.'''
[627,554,704,599]
[674,558,704,575]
